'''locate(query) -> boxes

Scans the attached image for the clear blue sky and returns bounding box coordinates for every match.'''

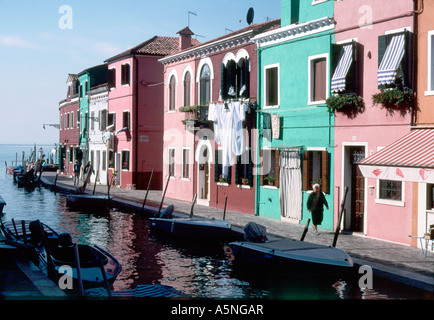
[0,0,280,144]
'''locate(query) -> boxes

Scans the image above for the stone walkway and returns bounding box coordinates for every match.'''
[40,171,433,292]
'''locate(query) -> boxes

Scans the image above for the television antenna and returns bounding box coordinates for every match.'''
[188,11,197,27]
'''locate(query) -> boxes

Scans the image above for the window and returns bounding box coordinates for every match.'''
[108,113,115,127]
[99,109,107,131]
[264,64,279,108]
[427,184,434,210]
[221,58,250,100]
[123,111,130,129]
[378,30,411,89]
[379,180,402,201]
[331,41,357,94]
[214,148,231,184]
[309,55,328,104]
[66,113,70,129]
[200,64,211,105]
[182,148,190,179]
[168,148,175,178]
[108,68,116,89]
[71,112,74,128]
[121,64,130,85]
[235,149,253,187]
[260,149,279,188]
[102,151,106,171]
[302,150,329,193]
[426,30,434,94]
[183,71,191,106]
[108,151,114,168]
[122,150,130,170]
[169,75,176,111]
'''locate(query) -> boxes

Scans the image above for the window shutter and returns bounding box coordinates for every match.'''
[248,158,253,187]
[302,150,310,190]
[347,41,358,94]
[214,149,220,182]
[260,150,264,186]
[242,58,250,98]
[330,43,342,77]
[227,166,232,184]
[401,30,411,88]
[321,150,329,194]
[378,35,388,68]
[274,150,280,188]
[235,156,240,185]
[221,63,227,100]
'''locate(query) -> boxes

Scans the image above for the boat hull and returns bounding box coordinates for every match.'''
[66,194,112,211]
[150,217,236,242]
[229,239,354,277]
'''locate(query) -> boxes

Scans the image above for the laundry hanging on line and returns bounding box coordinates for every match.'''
[208,101,248,178]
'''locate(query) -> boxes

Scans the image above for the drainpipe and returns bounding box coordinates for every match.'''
[411,0,417,127]
[254,47,262,216]
[134,55,139,188]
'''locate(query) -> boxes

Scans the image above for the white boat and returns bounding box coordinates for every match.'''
[229,238,354,274]
[150,216,234,242]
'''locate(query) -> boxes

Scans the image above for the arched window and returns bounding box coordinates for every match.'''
[183,71,191,106]
[169,75,176,111]
[200,64,210,105]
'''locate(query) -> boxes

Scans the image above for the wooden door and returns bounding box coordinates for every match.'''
[351,149,365,232]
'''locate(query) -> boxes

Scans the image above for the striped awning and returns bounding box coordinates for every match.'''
[331,44,353,92]
[358,129,434,183]
[377,33,405,86]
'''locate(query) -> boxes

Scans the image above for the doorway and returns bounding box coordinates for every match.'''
[342,145,366,233]
[197,142,210,206]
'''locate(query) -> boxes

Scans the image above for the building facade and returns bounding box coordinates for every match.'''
[253,0,335,229]
[58,74,80,176]
[88,84,109,185]
[160,21,279,215]
[105,36,180,190]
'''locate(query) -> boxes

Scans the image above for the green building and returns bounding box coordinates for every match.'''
[77,64,108,164]
[253,0,336,230]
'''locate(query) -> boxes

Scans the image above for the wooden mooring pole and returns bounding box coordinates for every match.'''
[300,218,311,241]
[222,196,228,220]
[141,169,155,214]
[332,186,349,247]
[190,194,198,218]
[158,175,171,216]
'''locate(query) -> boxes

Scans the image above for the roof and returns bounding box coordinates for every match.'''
[359,129,434,168]
[159,19,280,64]
[105,35,200,62]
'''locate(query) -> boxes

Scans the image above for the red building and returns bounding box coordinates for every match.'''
[58,74,80,176]
[159,20,280,214]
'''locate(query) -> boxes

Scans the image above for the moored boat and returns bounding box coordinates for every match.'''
[0,219,121,290]
[65,194,112,211]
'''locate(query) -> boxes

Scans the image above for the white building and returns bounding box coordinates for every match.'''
[88,84,110,185]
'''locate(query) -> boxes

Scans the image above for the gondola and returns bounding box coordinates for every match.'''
[0,219,121,290]
[65,193,112,211]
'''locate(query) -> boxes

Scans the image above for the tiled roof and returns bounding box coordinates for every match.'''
[105,35,200,62]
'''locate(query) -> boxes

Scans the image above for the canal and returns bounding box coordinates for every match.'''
[0,144,432,299]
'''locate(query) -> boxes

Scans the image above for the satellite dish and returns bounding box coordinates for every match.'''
[246,7,254,25]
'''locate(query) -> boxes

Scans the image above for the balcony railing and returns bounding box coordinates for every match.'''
[179,105,211,132]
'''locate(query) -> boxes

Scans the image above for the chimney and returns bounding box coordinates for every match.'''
[177,27,194,51]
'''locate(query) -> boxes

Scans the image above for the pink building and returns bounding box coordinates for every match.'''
[333,0,414,245]
[159,21,280,214]
[104,36,181,190]
[59,74,80,176]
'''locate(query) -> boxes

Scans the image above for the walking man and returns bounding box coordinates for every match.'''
[73,160,81,185]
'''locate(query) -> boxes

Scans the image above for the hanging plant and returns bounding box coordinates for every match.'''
[372,87,413,116]
[179,105,207,113]
[326,92,364,114]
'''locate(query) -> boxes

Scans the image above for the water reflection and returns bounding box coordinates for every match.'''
[1,158,432,299]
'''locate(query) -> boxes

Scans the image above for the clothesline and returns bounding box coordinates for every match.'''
[255,106,319,114]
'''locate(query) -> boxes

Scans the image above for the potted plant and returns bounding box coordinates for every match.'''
[372,87,413,116]
[264,175,275,185]
[241,178,249,185]
[219,175,228,183]
[326,92,364,115]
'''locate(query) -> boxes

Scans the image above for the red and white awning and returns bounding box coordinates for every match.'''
[358,129,434,183]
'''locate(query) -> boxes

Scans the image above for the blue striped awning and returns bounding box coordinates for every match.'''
[331,44,353,92]
[377,33,405,86]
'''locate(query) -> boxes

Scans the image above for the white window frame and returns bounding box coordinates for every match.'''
[263,63,280,109]
[196,57,214,105]
[426,30,434,95]
[375,179,405,207]
[308,53,329,105]
[182,64,193,107]
[181,147,191,181]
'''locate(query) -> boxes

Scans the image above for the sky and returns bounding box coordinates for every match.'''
[0,0,281,145]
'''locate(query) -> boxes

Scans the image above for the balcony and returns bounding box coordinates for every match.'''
[179,105,211,132]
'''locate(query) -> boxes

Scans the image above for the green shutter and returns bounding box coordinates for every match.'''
[221,63,227,100]
[248,158,253,187]
[214,149,220,182]
[378,35,388,68]
[235,156,240,185]
[227,166,232,184]
[242,59,250,98]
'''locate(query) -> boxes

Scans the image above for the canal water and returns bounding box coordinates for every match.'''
[0,144,431,300]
